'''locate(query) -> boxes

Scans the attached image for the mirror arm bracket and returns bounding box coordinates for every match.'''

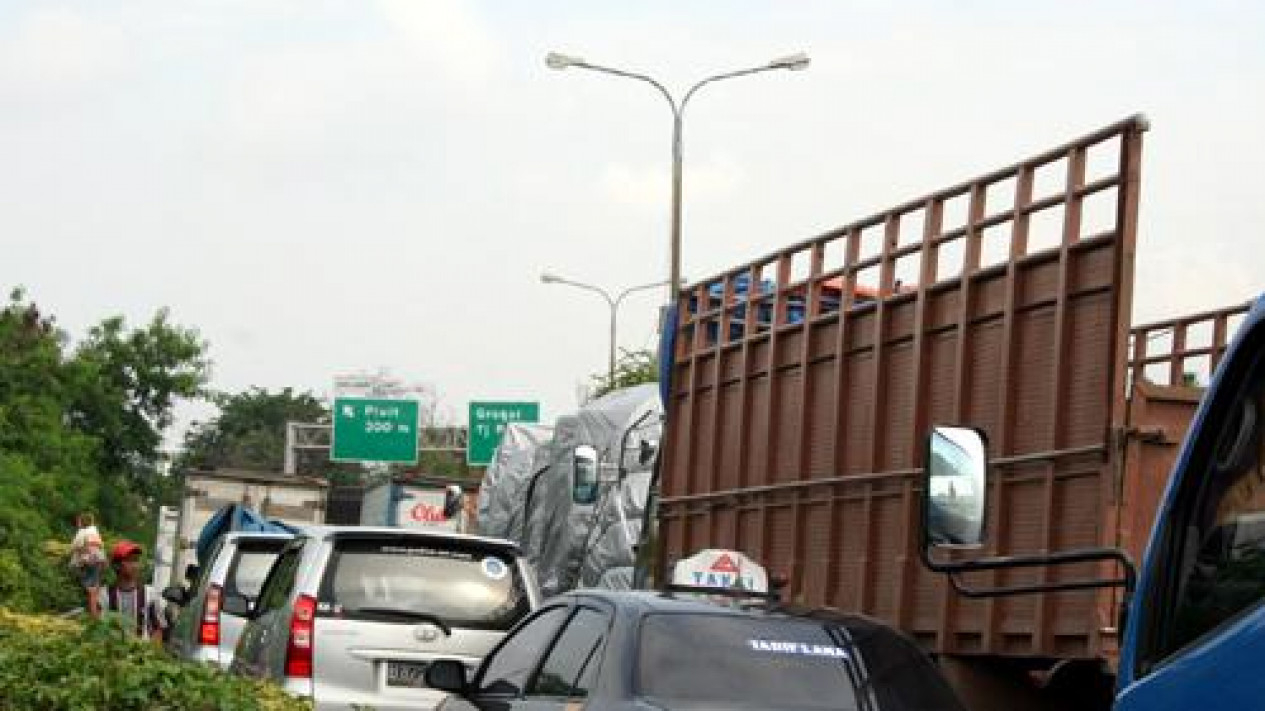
[921,545,1137,598]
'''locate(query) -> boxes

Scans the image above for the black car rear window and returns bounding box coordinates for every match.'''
[637,613,867,710]
[318,537,530,631]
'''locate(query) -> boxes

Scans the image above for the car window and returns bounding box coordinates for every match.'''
[254,544,303,616]
[476,606,570,697]
[1158,348,1265,660]
[528,607,610,699]
[224,541,286,607]
[191,537,226,593]
[317,538,531,630]
[637,613,865,710]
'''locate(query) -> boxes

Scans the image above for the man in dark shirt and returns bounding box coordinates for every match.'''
[97,540,166,644]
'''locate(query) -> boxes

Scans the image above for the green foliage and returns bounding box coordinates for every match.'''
[417,450,468,479]
[0,609,311,711]
[175,387,327,474]
[70,311,209,489]
[0,289,210,612]
[587,348,658,401]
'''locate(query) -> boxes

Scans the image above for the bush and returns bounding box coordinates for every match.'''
[0,609,311,711]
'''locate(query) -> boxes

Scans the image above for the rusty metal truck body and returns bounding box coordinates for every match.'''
[651,116,1251,706]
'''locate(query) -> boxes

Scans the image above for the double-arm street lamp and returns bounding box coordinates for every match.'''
[545,51,810,304]
[541,272,674,386]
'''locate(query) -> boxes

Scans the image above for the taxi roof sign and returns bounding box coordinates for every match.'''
[671,549,769,594]
[710,553,740,574]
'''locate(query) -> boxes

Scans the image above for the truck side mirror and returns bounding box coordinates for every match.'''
[573,445,600,504]
[923,426,989,548]
[443,485,465,519]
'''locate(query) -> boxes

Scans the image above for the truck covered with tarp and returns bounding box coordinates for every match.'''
[476,422,554,542]
[478,385,663,596]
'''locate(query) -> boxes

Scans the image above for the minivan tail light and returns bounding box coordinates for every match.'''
[199,583,222,646]
[285,594,318,678]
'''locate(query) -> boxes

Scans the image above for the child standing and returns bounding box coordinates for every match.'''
[69,513,106,618]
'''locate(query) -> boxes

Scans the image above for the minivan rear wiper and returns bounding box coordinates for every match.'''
[345,607,452,636]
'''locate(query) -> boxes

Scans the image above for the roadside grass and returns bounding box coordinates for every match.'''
[0,608,312,711]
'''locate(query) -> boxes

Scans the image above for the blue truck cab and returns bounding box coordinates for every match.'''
[1113,293,1265,709]
[921,294,1265,709]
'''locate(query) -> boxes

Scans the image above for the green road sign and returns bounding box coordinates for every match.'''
[332,397,420,463]
[468,401,540,466]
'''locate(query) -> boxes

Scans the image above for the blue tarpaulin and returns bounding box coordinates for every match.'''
[658,300,679,407]
[194,504,299,565]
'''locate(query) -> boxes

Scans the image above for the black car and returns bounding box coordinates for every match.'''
[425,588,966,710]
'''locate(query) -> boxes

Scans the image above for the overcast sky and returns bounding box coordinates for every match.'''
[3,0,1263,443]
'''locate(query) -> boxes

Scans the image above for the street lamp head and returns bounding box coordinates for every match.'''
[768,52,811,71]
[546,52,584,70]
[540,272,562,284]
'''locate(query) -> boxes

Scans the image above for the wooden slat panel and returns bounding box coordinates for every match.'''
[660,118,1150,661]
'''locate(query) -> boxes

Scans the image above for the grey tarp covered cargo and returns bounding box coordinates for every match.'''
[477,385,662,597]
[577,390,661,590]
[476,422,553,540]
[520,415,580,595]
[526,385,662,596]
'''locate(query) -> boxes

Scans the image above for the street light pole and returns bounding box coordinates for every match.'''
[541,273,671,386]
[546,52,810,305]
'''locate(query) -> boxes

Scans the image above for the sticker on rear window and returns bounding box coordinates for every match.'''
[376,546,475,560]
[481,557,508,580]
[748,639,850,659]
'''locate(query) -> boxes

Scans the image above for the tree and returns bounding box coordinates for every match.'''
[67,310,210,534]
[586,348,658,401]
[69,311,208,478]
[175,387,328,474]
[0,289,209,611]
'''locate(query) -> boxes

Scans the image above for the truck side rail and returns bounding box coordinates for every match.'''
[1128,302,1252,388]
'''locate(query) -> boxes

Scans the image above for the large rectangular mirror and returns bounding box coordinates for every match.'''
[572,444,599,504]
[924,426,989,547]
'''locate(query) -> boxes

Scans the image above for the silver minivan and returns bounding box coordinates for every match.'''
[230,526,540,711]
[164,532,292,669]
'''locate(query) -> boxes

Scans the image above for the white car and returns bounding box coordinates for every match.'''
[230,526,541,711]
[165,532,292,669]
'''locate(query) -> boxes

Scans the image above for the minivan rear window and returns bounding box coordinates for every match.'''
[225,542,286,606]
[319,538,530,631]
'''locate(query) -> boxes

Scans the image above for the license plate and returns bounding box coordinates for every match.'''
[386,661,430,688]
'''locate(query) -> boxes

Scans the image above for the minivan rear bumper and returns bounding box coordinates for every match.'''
[313,688,449,711]
[189,644,221,668]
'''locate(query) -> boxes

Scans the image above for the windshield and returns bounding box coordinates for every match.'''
[319,538,530,630]
[637,613,866,710]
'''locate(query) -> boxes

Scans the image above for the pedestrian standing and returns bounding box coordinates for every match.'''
[69,513,106,618]
[98,540,166,644]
